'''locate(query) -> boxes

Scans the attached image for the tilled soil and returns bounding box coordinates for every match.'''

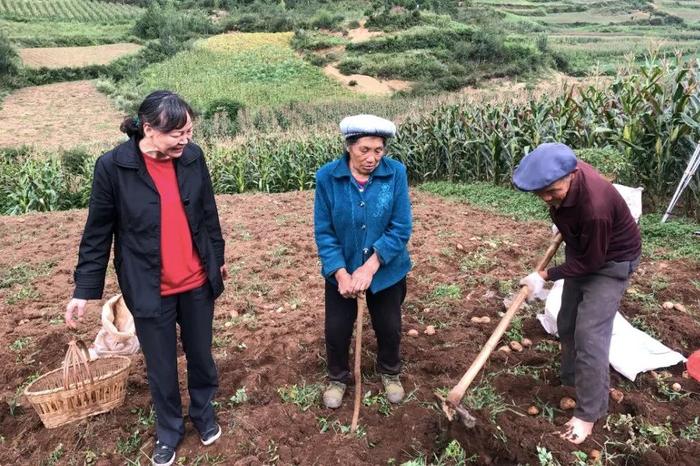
[0,80,124,150]
[0,191,698,465]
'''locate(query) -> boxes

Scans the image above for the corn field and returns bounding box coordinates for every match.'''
[1,59,699,217]
[392,57,700,213]
[0,0,141,24]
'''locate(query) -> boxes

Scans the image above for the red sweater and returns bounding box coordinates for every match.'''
[547,161,642,281]
[143,155,207,296]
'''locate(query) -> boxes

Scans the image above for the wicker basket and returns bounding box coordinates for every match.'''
[24,340,132,429]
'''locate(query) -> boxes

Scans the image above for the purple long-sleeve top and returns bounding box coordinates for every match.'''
[547,161,642,281]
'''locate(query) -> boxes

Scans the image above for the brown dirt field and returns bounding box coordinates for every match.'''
[346,26,383,43]
[0,80,124,150]
[19,43,143,69]
[0,191,699,465]
[323,64,412,96]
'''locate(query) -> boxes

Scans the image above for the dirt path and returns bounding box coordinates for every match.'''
[323,64,412,96]
[346,24,383,43]
[0,191,698,465]
[19,43,143,69]
[0,80,124,150]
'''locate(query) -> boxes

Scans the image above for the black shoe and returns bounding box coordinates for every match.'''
[200,423,222,446]
[151,441,176,466]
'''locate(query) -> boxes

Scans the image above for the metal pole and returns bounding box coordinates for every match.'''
[662,142,700,223]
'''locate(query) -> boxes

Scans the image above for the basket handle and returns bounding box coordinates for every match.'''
[62,339,94,390]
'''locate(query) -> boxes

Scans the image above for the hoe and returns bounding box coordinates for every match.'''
[438,233,563,428]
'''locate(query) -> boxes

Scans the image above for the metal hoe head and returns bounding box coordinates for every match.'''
[435,394,476,428]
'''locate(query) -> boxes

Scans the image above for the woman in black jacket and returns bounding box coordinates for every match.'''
[65,90,226,466]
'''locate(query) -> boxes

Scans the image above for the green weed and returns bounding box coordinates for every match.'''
[278,381,321,411]
[317,416,367,437]
[9,337,31,353]
[42,443,64,466]
[229,387,248,406]
[0,261,56,288]
[8,371,40,416]
[431,284,462,301]
[191,453,225,466]
[131,406,155,428]
[505,316,524,342]
[536,445,561,466]
[116,430,142,456]
[630,315,659,339]
[535,340,559,353]
[464,378,506,422]
[654,373,689,402]
[363,390,392,416]
[680,417,700,441]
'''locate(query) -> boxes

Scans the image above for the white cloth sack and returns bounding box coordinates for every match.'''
[612,183,643,223]
[536,183,685,381]
[89,294,140,359]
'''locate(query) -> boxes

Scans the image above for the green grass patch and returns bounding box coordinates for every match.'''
[431,283,462,301]
[0,261,55,288]
[419,181,548,222]
[0,19,136,47]
[639,214,700,260]
[420,181,700,261]
[132,32,354,111]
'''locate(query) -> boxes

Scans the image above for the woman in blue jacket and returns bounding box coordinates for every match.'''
[314,114,412,409]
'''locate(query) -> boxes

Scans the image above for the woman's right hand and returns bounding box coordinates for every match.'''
[335,269,355,298]
[65,298,88,328]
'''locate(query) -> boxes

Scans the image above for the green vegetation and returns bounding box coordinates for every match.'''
[0,0,142,23]
[420,181,547,222]
[316,416,367,437]
[420,180,700,260]
[115,32,352,113]
[228,387,248,406]
[4,58,700,227]
[431,283,462,301]
[464,376,507,422]
[0,19,137,47]
[340,21,552,91]
[604,413,680,456]
[1,261,56,305]
[277,381,322,411]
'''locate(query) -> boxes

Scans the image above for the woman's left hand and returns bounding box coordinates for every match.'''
[350,253,380,294]
[220,264,229,280]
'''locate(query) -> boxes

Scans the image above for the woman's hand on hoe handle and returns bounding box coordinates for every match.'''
[350,253,380,295]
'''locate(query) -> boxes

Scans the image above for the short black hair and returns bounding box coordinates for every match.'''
[345,134,387,146]
[120,90,194,139]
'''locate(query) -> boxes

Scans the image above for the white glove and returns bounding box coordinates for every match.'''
[551,224,559,235]
[520,272,546,302]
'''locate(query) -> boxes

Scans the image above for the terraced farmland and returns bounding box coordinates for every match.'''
[0,0,142,24]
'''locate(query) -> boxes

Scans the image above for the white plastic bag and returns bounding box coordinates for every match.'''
[89,294,140,358]
[612,183,643,223]
[538,282,686,381]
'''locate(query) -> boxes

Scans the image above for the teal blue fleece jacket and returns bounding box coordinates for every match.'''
[314,155,412,293]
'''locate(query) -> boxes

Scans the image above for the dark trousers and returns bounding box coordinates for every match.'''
[325,277,407,384]
[557,257,639,422]
[134,284,218,447]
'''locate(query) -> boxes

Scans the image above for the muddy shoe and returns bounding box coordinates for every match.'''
[381,374,405,404]
[200,423,222,446]
[323,381,346,409]
[151,441,175,466]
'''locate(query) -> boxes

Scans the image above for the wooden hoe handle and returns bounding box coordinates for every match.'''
[350,293,367,433]
[446,233,563,407]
